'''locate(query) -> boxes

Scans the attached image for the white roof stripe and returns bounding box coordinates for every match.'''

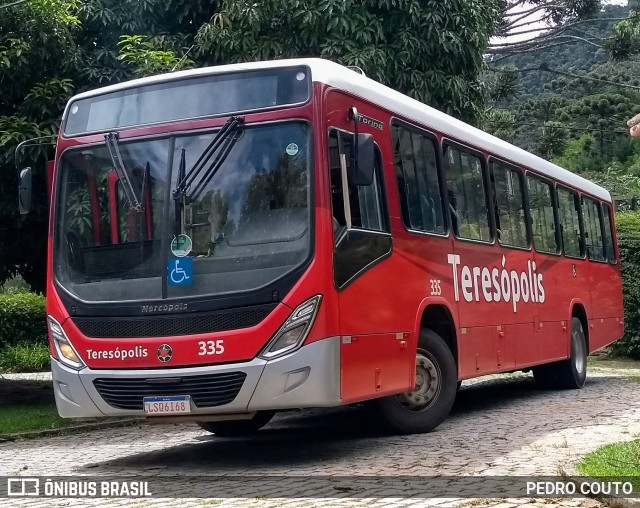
[68,58,610,201]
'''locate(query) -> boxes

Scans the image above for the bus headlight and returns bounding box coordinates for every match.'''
[48,316,85,370]
[259,295,322,360]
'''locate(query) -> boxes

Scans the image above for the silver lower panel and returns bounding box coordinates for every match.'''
[51,337,341,419]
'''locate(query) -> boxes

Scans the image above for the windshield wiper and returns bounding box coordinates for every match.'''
[174,149,186,237]
[105,132,142,210]
[173,115,245,203]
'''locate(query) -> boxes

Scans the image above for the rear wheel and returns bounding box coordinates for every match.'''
[374,329,457,434]
[533,317,587,389]
[196,410,275,437]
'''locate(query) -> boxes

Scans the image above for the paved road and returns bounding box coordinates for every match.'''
[2,361,639,507]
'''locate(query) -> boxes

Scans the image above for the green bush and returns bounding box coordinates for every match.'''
[0,342,50,372]
[612,211,640,359]
[0,292,47,347]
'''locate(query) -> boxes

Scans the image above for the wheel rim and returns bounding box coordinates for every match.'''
[573,329,586,376]
[396,350,441,412]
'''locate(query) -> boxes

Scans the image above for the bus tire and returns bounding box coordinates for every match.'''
[374,329,457,434]
[533,317,587,390]
[196,410,276,437]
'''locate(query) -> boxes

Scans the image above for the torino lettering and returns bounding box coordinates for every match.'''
[447,254,545,312]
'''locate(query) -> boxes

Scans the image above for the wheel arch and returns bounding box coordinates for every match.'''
[415,298,459,376]
[571,300,590,353]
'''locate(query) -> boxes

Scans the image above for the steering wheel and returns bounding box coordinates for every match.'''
[66,232,84,272]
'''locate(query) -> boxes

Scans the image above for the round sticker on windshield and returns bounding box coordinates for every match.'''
[286,143,299,156]
[171,234,192,258]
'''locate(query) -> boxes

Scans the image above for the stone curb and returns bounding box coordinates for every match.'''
[0,418,144,443]
[566,475,640,508]
[0,372,53,381]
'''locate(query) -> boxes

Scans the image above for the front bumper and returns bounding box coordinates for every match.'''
[52,337,341,418]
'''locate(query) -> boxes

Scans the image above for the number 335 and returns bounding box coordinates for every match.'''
[430,279,442,296]
[198,340,225,356]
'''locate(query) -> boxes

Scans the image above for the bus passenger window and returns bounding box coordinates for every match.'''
[490,161,528,248]
[328,129,388,234]
[392,125,445,234]
[557,186,584,258]
[582,197,605,261]
[527,175,559,254]
[602,203,617,264]
[443,145,490,241]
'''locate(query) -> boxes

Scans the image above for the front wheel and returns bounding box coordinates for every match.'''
[196,410,276,437]
[533,317,587,389]
[373,329,457,434]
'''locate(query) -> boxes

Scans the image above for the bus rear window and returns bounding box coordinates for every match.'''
[64,66,310,136]
[602,203,617,264]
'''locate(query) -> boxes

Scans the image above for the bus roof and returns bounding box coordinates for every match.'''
[69,58,611,202]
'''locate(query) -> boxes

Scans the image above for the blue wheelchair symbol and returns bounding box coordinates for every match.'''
[167,257,192,286]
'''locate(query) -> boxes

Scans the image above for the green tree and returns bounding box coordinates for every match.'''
[0,0,216,292]
[557,93,637,161]
[537,121,569,159]
[0,0,80,292]
[483,108,517,143]
[195,0,502,123]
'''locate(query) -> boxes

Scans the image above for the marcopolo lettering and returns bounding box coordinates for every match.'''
[141,303,188,314]
[448,254,545,312]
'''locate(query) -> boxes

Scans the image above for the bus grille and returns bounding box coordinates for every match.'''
[93,372,247,410]
[72,304,275,338]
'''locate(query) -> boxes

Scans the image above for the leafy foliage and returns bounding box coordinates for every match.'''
[0,342,51,373]
[118,35,194,77]
[607,10,640,60]
[0,292,46,347]
[0,0,217,292]
[611,211,640,359]
[0,1,80,292]
[483,108,517,143]
[196,0,502,123]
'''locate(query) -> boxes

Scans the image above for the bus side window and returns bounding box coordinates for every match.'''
[490,160,528,248]
[392,124,445,234]
[527,175,559,254]
[328,129,388,234]
[557,186,584,258]
[443,144,491,242]
[602,203,617,264]
[582,196,605,261]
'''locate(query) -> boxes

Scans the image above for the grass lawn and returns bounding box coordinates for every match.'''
[0,379,72,434]
[0,378,136,436]
[0,401,74,434]
[577,439,640,489]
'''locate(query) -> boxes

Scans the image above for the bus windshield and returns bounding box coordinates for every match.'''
[54,122,311,303]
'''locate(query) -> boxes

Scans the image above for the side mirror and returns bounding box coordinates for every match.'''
[18,166,32,215]
[350,133,375,187]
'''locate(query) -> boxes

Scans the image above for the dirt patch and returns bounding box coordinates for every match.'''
[0,380,54,406]
[589,358,640,371]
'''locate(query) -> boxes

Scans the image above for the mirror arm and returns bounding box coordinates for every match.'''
[14,135,57,172]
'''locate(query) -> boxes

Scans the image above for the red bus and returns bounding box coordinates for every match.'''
[18,59,624,435]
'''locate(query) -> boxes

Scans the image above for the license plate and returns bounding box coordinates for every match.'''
[143,395,191,415]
